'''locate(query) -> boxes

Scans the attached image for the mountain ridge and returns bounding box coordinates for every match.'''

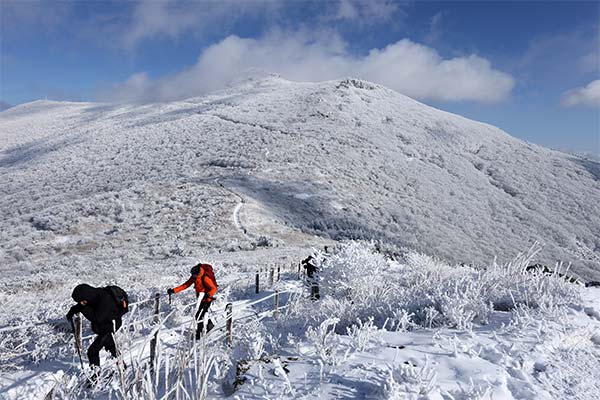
[1,77,599,279]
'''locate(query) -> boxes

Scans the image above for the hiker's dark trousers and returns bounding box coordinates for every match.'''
[88,332,117,366]
[195,301,214,336]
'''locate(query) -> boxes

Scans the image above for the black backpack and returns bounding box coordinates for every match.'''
[105,285,129,315]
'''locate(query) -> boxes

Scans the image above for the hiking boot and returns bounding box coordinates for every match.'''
[195,320,215,339]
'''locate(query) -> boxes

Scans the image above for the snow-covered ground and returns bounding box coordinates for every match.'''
[1,242,599,399]
[0,77,599,398]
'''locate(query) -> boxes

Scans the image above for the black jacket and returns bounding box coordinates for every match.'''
[302,256,317,278]
[67,284,122,334]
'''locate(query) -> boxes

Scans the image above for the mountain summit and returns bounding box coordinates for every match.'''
[1,77,599,279]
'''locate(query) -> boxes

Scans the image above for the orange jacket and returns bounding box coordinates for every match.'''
[173,264,218,301]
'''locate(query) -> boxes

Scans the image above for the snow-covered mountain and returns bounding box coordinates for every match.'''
[1,77,600,400]
[1,76,598,280]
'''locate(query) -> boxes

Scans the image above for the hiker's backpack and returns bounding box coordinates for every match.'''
[201,264,218,288]
[105,285,129,315]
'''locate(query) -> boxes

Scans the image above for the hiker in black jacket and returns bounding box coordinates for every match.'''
[66,284,123,367]
[302,255,317,279]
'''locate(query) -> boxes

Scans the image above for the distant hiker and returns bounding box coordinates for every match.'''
[66,284,129,367]
[301,255,320,300]
[168,263,218,339]
[322,246,331,261]
[301,255,317,279]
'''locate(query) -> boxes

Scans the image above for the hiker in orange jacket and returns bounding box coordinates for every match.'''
[168,263,218,338]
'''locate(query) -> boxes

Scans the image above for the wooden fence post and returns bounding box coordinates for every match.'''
[226,303,233,347]
[269,268,274,287]
[273,290,280,319]
[150,293,160,372]
[297,262,301,278]
[153,293,160,323]
[255,271,260,294]
[277,266,281,282]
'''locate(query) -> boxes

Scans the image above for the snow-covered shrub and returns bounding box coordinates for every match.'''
[478,247,580,311]
[306,317,341,366]
[316,242,393,329]
[29,213,72,234]
[292,242,580,334]
[169,239,187,256]
[234,320,266,361]
[0,316,73,370]
[391,309,417,332]
[253,236,273,248]
[346,317,380,352]
[424,306,442,329]
[67,322,230,400]
[383,360,438,399]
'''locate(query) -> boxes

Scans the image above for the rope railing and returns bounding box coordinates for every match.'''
[0,262,304,337]
[0,261,311,377]
[0,259,320,400]
[77,287,294,345]
[0,321,48,333]
[127,296,156,308]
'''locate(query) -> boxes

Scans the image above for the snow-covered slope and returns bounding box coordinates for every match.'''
[1,76,598,281]
[1,81,600,399]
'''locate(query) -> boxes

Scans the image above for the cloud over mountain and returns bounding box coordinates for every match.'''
[102,30,514,104]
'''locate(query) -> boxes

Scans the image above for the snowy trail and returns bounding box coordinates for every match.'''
[232,202,245,234]
[215,178,254,241]
[1,273,303,400]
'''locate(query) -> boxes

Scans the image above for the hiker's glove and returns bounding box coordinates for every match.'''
[167,288,175,295]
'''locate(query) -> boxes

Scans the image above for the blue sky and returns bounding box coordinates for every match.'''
[1,0,598,155]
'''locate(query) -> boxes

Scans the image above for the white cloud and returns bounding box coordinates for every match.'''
[122,0,403,48]
[102,30,515,103]
[561,80,600,107]
[121,0,275,48]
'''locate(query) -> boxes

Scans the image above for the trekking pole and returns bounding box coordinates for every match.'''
[70,316,84,370]
[225,303,233,347]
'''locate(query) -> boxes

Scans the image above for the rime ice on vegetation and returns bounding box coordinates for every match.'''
[0,77,599,399]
